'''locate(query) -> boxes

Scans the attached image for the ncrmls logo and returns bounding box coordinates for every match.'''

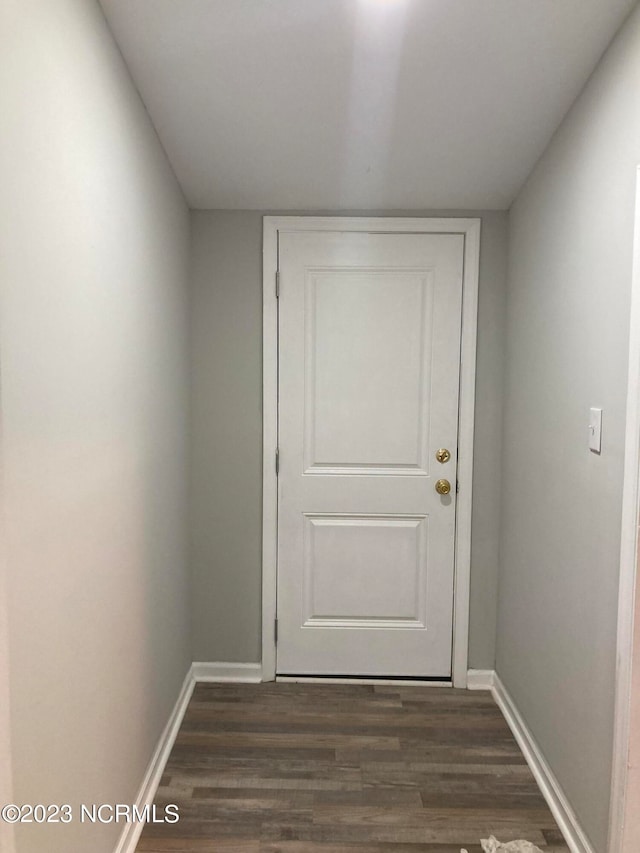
[0,803,180,825]
[80,804,179,824]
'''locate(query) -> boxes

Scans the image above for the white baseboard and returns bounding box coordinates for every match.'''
[466,669,495,690]
[114,668,195,853]
[192,661,263,683]
[492,672,595,853]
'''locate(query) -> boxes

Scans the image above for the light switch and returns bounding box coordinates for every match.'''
[589,407,602,453]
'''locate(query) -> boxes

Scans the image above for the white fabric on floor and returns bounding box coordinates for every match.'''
[461,837,544,853]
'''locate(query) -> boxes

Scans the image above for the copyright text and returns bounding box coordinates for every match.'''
[0,804,179,824]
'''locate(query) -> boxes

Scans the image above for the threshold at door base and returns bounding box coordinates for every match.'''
[276,674,452,687]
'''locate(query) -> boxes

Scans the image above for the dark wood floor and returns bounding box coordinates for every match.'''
[137,682,570,853]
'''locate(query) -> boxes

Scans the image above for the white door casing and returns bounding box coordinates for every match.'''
[262,217,480,686]
[609,166,640,853]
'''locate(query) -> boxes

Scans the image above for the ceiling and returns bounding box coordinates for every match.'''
[100,0,636,211]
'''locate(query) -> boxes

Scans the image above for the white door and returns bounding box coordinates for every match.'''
[276,230,464,677]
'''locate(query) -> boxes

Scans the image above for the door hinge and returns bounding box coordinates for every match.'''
[275,271,280,299]
[274,618,278,643]
[275,447,279,475]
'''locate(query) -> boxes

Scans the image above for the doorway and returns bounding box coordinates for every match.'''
[261,217,480,686]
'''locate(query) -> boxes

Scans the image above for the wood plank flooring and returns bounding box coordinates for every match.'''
[136,683,570,853]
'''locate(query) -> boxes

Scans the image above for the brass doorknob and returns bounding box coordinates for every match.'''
[435,478,451,496]
[436,448,451,464]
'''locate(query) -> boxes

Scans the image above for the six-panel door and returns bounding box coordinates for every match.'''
[276,230,464,677]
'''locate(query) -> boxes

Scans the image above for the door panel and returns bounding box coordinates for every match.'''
[276,230,464,677]
[305,270,433,474]
[302,514,428,628]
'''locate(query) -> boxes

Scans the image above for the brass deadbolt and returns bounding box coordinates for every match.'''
[436,448,451,464]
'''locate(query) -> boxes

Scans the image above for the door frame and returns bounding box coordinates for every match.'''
[609,166,640,853]
[261,216,481,688]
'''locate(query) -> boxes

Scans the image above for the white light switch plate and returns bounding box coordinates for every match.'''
[589,407,602,453]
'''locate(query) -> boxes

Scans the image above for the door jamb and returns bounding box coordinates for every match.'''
[609,167,640,853]
[261,216,481,688]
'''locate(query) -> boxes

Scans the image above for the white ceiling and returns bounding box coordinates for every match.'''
[100,0,636,210]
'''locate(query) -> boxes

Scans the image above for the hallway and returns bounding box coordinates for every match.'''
[137,683,568,852]
[2,2,640,852]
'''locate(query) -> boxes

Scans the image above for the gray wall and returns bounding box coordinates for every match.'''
[497,6,640,852]
[189,210,508,668]
[0,1,191,851]
[0,525,14,853]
